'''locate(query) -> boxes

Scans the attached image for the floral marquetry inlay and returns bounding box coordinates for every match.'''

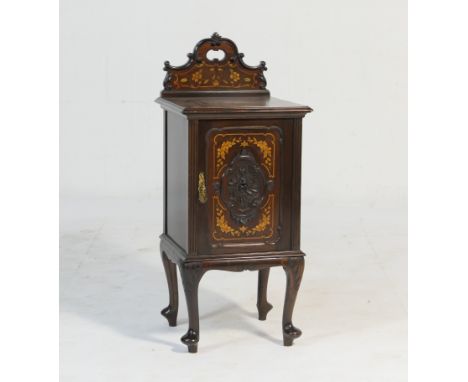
[213,195,274,240]
[210,129,279,243]
[162,33,267,93]
[173,63,256,90]
[214,133,275,179]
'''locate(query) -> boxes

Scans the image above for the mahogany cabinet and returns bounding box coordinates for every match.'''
[156,33,312,353]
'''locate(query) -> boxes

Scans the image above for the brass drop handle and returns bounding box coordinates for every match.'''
[198,172,207,204]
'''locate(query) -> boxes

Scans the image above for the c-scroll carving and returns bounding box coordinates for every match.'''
[161,33,268,94]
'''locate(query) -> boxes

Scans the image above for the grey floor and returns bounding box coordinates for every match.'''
[60,197,407,381]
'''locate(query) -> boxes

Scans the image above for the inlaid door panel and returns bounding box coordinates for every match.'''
[196,119,294,255]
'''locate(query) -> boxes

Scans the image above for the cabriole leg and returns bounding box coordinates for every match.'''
[160,250,178,326]
[257,268,273,320]
[179,264,205,353]
[282,257,305,346]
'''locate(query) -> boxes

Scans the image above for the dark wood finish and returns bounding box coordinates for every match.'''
[178,263,205,353]
[291,118,303,250]
[282,256,305,346]
[257,269,273,320]
[162,32,268,96]
[156,33,312,353]
[160,249,178,326]
[165,111,189,251]
[156,96,312,119]
[196,120,291,255]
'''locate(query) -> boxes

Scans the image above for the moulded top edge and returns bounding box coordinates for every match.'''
[155,95,313,116]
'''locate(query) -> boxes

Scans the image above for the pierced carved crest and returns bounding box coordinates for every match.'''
[162,33,268,94]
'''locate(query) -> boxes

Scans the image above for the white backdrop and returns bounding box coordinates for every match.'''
[60,0,407,205]
[60,1,407,380]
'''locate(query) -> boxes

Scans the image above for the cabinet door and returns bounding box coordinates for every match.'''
[196,119,294,255]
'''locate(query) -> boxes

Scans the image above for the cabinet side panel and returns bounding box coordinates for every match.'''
[165,111,188,251]
[291,118,303,249]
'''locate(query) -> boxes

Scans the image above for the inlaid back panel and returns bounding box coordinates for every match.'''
[162,33,268,95]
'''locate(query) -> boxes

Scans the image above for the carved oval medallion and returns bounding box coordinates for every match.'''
[209,128,280,244]
[220,149,268,226]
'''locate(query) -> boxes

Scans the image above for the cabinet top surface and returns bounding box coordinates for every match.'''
[157,33,312,117]
[156,95,312,116]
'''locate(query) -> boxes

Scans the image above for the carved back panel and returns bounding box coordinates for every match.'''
[161,33,268,95]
